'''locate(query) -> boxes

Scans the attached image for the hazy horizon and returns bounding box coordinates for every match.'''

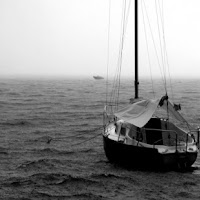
[0,74,199,80]
[1,0,200,79]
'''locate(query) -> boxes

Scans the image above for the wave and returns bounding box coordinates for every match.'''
[90,172,137,184]
[6,92,21,96]
[0,147,8,155]
[90,173,123,180]
[174,191,193,199]
[76,148,95,153]
[0,100,10,105]
[55,175,98,186]
[5,172,98,187]
[17,158,59,171]
[183,181,197,186]
[27,94,44,97]
[32,191,104,200]
[32,136,53,143]
[27,173,105,199]
[0,120,33,127]
[32,130,49,135]
[70,193,106,200]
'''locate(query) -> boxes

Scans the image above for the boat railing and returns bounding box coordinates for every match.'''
[142,128,197,152]
[187,128,200,149]
[143,128,177,146]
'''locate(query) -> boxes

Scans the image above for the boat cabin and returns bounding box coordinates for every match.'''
[114,118,193,146]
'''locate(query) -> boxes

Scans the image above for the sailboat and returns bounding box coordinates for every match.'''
[102,0,199,169]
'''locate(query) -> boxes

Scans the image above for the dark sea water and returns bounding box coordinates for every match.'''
[0,77,200,200]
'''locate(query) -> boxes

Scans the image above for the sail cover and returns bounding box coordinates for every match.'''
[114,97,185,128]
[161,99,186,123]
[114,99,160,128]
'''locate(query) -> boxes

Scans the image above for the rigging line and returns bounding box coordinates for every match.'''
[142,0,166,87]
[111,0,131,109]
[116,0,127,109]
[117,0,131,108]
[110,0,126,104]
[141,0,155,98]
[110,64,120,109]
[54,125,104,140]
[166,50,174,101]
[158,0,167,85]
[158,0,174,101]
[157,1,168,90]
[109,54,118,105]
[155,0,167,93]
[109,0,131,109]
[114,0,125,107]
[156,0,167,81]
[142,0,165,85]
[109,0,126,109]
[159,0,168,78]
[115,0,131,104]
[156,1,167,88]
[110,32,123,107]
[110,43,121,103]
[156,1,173,101]
[71,133,102,147]
[155,0,165,69]
[54,129,104,141]
[106,0,111,105]
[124,0,132,36]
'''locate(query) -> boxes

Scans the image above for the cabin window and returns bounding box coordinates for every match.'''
[115,123,120,134]
[129,126,136,138]
[136,129,143,142]
[121,127,126,136]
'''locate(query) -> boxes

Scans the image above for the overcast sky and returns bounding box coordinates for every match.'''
[0,0,200,78]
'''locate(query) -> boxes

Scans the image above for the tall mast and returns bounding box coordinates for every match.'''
[135,0,139,99]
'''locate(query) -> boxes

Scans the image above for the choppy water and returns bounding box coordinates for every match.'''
[0,77,200,199]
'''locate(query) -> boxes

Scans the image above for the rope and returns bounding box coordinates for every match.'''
[142,0,166,89]
[116,0,127,108]
[109,0,126,111]
[124,0,132,32]
[106,0,111,105]
[53,126,104,141]
[155,0,167,93]
[71,132,102,147]
[109,0,131,112]
[155,0,175,104]
[158,0,174,101]
[141,0,155,98]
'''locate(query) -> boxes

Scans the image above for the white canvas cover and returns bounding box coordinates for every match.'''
[114,97,185,128]
[161,99,186,123]
[114,99,160,128]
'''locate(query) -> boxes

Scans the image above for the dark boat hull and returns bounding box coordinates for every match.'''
[103,135,197,170]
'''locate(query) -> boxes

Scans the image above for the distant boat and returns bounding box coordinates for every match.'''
[93,76,104,80]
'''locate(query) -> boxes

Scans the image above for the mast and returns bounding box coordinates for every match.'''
[135,0,139,99]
